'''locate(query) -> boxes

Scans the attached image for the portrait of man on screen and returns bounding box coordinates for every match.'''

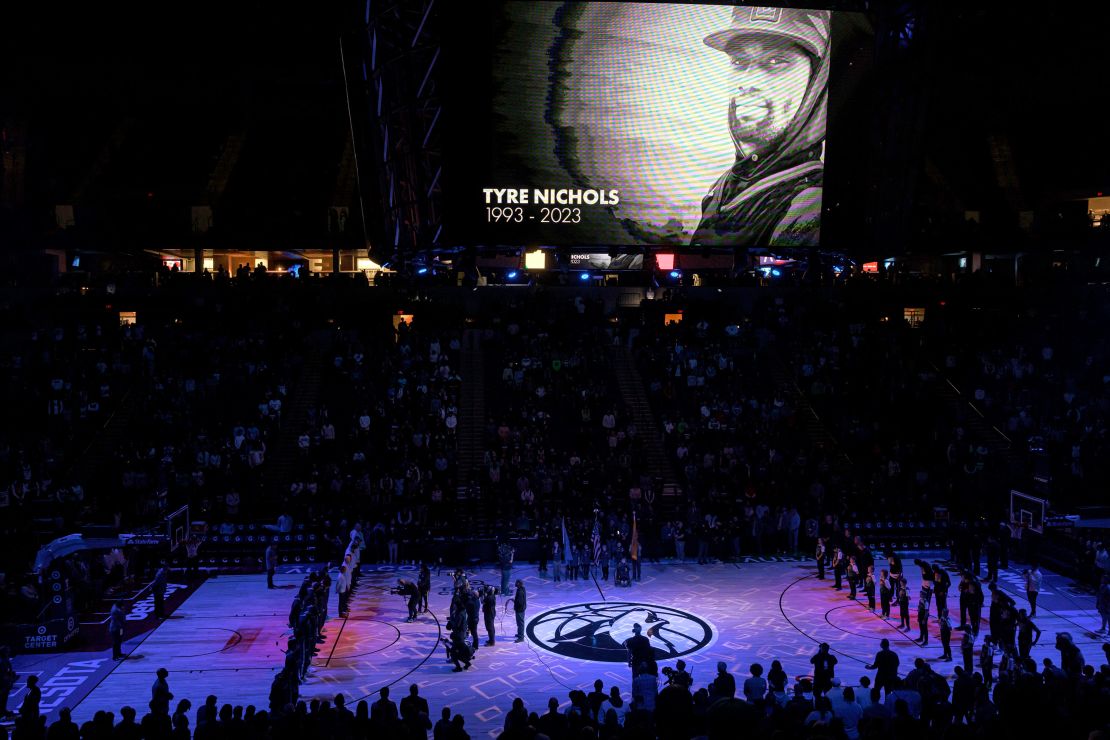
[691,7,830,248]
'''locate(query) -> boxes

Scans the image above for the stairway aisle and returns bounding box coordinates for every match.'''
[262,329,331,494]
[761,346,853,474]
[456,329,490,535]
[929,365,1024,478]
[608,345,682,503]
[69,389,141,501]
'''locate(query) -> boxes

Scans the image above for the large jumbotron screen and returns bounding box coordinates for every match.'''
[443,3,870,248]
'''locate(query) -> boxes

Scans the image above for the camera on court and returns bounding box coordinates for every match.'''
[392,579,418,596]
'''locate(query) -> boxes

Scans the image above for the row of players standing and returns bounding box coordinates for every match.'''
[815,535,1050,670]
[269,565,333,714]
[269,522,370,715]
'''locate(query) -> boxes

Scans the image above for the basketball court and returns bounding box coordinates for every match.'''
[7,554,1106,738]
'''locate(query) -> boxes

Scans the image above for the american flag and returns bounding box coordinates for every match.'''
[561,517,572,564]
[591,516,602,566]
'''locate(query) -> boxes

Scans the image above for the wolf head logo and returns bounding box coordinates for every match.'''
[527,602,713,663]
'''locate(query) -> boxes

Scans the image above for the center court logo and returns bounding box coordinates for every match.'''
[526,602,713,663]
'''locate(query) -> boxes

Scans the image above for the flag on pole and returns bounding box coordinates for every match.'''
[630,511,639,561]
[591,516,602,566]
[561,517,572,564]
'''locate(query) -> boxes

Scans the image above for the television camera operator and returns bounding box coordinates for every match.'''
[392,578,421,622]
[661,660,693,690]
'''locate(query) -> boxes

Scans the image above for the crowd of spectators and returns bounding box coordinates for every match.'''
[924,290,1110,504]
[630,305,836,562]
[302,314,464,559]
[1,278,324,531]
[3,268,1110,738]
[114,298,308,526]
[743,285,1110,580]
[6,635,1110,739]
[760,283,1110,513]
[763,293,971,515]
[622,281,1110,571]
[11,279,1107,599]
[476,293,660,579]
[0,304,143,596]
